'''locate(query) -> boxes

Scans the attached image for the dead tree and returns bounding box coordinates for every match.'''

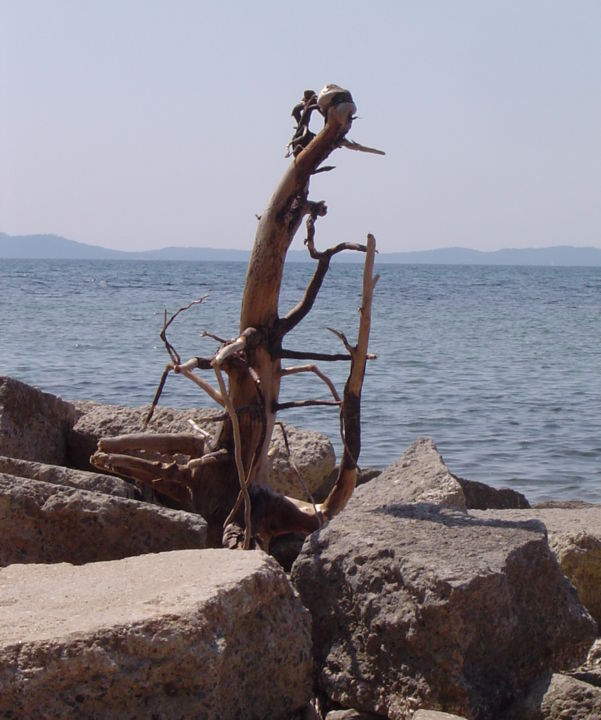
[91,84,382,550]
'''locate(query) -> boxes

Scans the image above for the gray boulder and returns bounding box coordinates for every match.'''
[361,438,466,510]
[325,711,381,719]
[68,400,335,500]
[511,673,601,720]
[0,376,75,465]
[457,476,530,510]
[268,422,335,500]
[292,492,595,719]
[0,473,206,565]
[568,638,601,689]
[472,507,601,627]
[0,549,312,719]
[0,455,137,498]
[413,712,469,720]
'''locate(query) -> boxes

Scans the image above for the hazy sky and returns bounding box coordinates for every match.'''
[1,1,600,253]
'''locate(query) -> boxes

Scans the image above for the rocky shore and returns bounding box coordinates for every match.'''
[1,375,600,719]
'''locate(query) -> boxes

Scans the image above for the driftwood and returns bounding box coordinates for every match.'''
[91,84,382,550]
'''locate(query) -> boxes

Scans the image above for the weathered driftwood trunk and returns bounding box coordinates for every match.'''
[91,85,381,549]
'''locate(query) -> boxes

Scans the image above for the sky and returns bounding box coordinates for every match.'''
[1,1,600,253]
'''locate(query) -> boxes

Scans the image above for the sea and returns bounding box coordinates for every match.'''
[1,258,600,504]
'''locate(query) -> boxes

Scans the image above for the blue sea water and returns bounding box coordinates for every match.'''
[1,258,600,504]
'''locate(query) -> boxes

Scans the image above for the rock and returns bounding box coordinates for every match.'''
[270,532,307,572]
[535,500,598,509]
[413,712,469,720]
[0,455,137,498]
[364,438,466,511]
[0,549,312,719]
[325,710,381,719]
[271,437,463,572]
[0,376,75,465]
[0,473,206,565]
[457,476,530,510]
[472,507,601,627]
[569,638,601,688]
[68,400,335,500]
[315,468,382,504]
[511,673,601,720]
[268,423,335,500]
[291,498,595,720]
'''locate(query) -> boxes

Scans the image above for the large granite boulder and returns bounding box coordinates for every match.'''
[0,376,75,465]
[0,549,312,719]
[68,400,335,500]
[325,711,382,719]
[0,455,137,498]
[0,473,206,565]
[272,440,464,573]
[510,673,601,720]
[413,712,469,720]
[569,638,601,687]
[472,507,601,627]
[457,476,530,510]
[292,486,595,719]
[361,438,466,510]
[268,422,335,500]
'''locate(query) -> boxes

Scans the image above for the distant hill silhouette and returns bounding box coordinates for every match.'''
[2,232,601,266]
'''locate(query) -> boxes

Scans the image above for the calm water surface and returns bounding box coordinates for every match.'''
[1,259,600,503]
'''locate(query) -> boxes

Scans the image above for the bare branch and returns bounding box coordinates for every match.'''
[327,327,354,353]
[279,212,368,336]
[90,452,193,507]
[321,233,378,520]
[214,336,247,364]
[275,399,341,411]
[280,364,341,402]
[279,349,352,362]
[160,297,208,365]
[98,433,205,457]
[340,138,386,156]
[187,449,230,469]
[187,419,211,438]
[144,364,171,428]
[201,330,228,344]
[179,367,225,407]
[212,359,252,550]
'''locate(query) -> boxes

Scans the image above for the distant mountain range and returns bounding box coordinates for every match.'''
[2,232,601,266]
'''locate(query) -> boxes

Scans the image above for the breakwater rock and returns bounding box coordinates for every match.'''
[1,377,601,719]
[0,550,312,719]
[291,438,596,719]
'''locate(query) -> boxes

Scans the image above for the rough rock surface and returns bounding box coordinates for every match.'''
[0,455,137,498]
[268,422,335,500]
[472,507,601,626]
[569,638,601,687]
[68,400,335,499]
[0,549,312,719]
[0,376,75,465]
[457,476,530,510]
[292,495,595,719]
[413,712,469,720]
[358,438,466,510]
[0,473,206,565]
[325,711,381,719]
[511,673,601,720]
